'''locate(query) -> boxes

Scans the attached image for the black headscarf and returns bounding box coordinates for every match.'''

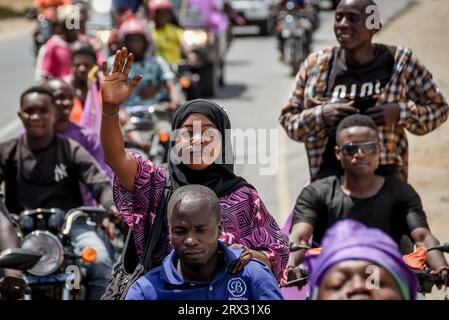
[168,99,252,197]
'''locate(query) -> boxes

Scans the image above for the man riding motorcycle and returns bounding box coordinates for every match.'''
[0,86,119,299]
[149,0,190,65]
[286,115,449,288]
[107,17,181,110]
[275,0,315,62]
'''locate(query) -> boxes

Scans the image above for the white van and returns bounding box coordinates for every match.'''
[230,0,276,35]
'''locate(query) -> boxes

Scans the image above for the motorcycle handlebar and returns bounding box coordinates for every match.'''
[19,208,65,217]
[125,103,170,115]
[280,275,309,288]
[428,243,449,254]
[289,242,311,252]
[286,241,449,291]
[61,207,108,237]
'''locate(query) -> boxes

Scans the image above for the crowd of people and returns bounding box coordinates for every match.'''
[0,0,448,301]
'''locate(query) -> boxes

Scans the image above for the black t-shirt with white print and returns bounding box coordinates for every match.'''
[317,44,396,180]
[0,134,113,213]
[292,176,429,246]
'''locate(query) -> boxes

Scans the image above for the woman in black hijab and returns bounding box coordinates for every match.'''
[100,48,289,281]
[169,99,250,197]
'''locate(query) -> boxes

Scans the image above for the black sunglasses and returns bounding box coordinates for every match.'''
[338,142,379,157]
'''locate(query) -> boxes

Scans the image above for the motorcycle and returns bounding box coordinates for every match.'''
[223,0,246,45]
[276,1,313,76]
[0,248,42,272]
[124,104,173,166]
[172,61,201,101]
[11,207,108,300]
[25,7,53,58]
[177,0,229,97]
[305,0,321,31]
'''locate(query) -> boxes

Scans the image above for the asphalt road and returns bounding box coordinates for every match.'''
[0,27,35,142]
[0,0,412,225]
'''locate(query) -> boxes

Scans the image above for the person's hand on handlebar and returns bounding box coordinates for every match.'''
[431,266,449,289]
[96,205,122,243]
[108,205,122,224]
[0,273,27,300]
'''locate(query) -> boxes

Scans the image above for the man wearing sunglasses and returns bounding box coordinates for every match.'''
[286,114,449,285]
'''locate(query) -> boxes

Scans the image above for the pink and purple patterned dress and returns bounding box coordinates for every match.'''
[113,154,289,281]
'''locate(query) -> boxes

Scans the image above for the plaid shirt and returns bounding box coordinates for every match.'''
[279,45,449,181]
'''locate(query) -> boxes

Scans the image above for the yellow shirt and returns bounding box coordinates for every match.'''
[151,23,184,65]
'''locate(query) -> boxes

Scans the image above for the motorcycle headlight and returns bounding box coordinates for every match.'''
[281,29,291,38]
[92,0,112,13]
[183,30,209,47]
[21,231,64,276]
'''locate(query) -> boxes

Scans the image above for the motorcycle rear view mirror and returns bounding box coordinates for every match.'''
[428,243,449,253]
[0,248,42,271]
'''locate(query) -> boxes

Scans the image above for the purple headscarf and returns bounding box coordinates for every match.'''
[306,220,418,300]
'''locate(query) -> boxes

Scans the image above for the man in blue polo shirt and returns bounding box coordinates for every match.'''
[125,184,283,300]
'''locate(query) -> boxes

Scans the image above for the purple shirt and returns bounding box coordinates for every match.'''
[62,122,111,178]
[113,154,289,281]
[61,122,112,206]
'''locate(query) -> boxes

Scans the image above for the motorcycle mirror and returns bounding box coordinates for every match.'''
[0,248,42,270]
[428,243,449,254]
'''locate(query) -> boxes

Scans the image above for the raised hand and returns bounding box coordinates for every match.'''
[101,47,142,108]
